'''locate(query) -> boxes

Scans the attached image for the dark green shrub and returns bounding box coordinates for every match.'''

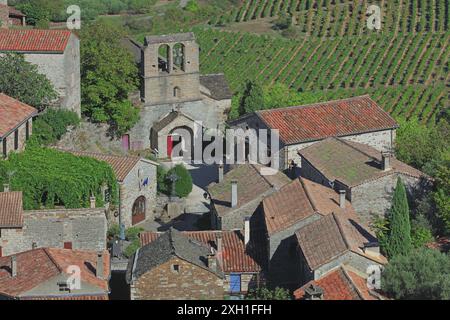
[166,164,193,198]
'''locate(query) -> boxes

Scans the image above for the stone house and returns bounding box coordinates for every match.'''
[0,29,81,116]
[207,164,290,230]
[0,93,37,158]
[294,265,385,300]
[228,95,398,175]
[0,247,110,300]
[0,190,107,257]
[139,227,267,297]
[298,137,429,223]
[0,1,25,28]
[295,212,386,286]
[127,32,233,158]
[68,151,158,228]
[262,177,366,289]
[126,228,225,300]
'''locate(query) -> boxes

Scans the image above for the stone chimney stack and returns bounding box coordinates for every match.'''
[339,190,346,209]
[381,152,391,171]
[90,196,96,209]
[96,251,104,279]
[244,217,250,247]
[231,180,238,208]
[216,233,223,255]
[218,164,224,183]
[304,284,324,300]
[207,253,217,272]
[11,255,17,278]
[3,183,9,192]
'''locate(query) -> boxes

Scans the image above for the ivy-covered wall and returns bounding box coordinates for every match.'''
[0,147,118,210]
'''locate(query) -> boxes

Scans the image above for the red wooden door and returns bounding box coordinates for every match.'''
[167,135,173,158]
[64,242,72,249]
[121,134,130,151]
[132,196,146,225]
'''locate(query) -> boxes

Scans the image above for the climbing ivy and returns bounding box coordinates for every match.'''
[0,147,118,210]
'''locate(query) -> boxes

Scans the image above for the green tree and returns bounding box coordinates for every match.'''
[246,287,291,300]
[240,81,264,116]
[80,20,140,136]
[16,0,64,25]
[434,158,450,234]
[0,54,57,110]
[31,109,80,146]
[381,248,450,300]
[166,164,193,198]
[386,177,413,258]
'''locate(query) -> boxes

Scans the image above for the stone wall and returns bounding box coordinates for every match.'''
[119,159,158,228]
[0,3,8,29]
[141,39,201,105]
[130,257,225,300]
[350,173,423,224]
[0,208,107,256]
[2,118,31,158]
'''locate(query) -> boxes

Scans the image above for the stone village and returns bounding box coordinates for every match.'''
[0,4,438,301]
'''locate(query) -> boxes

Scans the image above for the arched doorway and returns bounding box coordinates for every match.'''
[168,126,194,160]
[158,44,170,73]
[132,196,146,225]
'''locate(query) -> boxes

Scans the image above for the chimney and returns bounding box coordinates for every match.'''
[207,253,217,272]
[11,256,17,278]
[231,180,238,208]
[218,164,224,183]
[216,233,223,255]
[90,196,96,209]
[304,284,324,300]
[339,190,346,209]
[381,152,391,171]
[96,251,104,279]
[3,183,9,192]
[363,242,381,258]
[244,217,250,247]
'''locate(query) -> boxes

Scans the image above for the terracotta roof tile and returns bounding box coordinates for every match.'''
[299,137,426,187]
[0,191,23,227]
[0,93,37,137]
[140,230,265,273]
[67,150,144,182]
[0,248,110,299]
[296,212,386,270]
[294,266,375,300]
[207,164,290,217]
[0,29,72,52]
[263,177,355,235]
[256,96,398,145]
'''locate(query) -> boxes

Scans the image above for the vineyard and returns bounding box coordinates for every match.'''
[194,27,449,124]
[209,0,449,37]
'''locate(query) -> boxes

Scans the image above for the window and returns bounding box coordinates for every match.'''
[229,274,241,293]
[25,120,30,140]
[58,281,70,292]
[2,137,7,158]
[173,87,180,97]
[14,130,19,150]
[171,264,180,273]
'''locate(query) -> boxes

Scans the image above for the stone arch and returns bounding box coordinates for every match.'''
[173,86,181,98]
[132,195,146,225]
[158,44,171,73]
[169,125,194,160]
[172,43,185,71]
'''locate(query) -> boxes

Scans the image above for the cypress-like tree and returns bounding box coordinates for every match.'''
[386,177,412,258]
[240,81,265,116]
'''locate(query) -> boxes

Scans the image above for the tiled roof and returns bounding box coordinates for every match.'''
[127,228,223,283]
[0,29,72,52]
[200,74,233,100]
[0,93,37,137]
[299,137,426,187]
[294,266,380,300]
[263,177,355,235]
[152,110,195,133]
[140,229,265,273]
[67,150,157,182]
[296,212,386,270]
[207,164,290,217]
[0,191,24,228]
[256,96,398,145]
[0,248,110,299]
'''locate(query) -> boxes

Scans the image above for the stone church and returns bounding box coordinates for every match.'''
[125,32,232,159]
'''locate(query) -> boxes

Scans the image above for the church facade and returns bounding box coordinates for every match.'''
[126,33,232,159]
